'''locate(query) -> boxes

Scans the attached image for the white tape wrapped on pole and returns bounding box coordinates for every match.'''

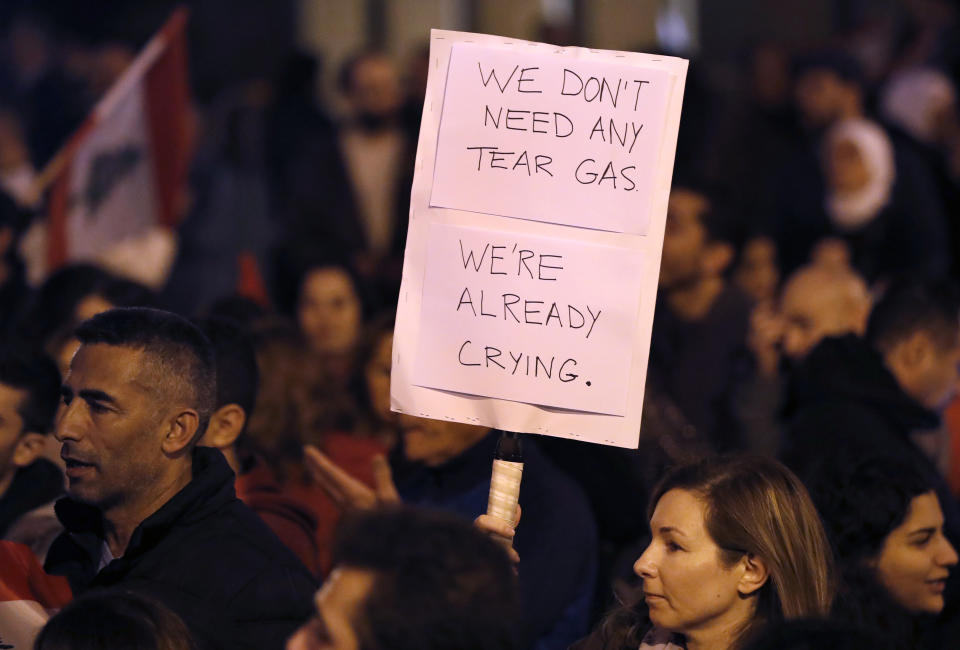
[487,431,524,526]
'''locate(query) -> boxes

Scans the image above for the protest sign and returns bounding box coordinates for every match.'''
[393,30,687,448]
[431,43,671,234]
[414,223,642,415]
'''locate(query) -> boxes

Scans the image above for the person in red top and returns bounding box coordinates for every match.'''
[943,397,960,499]
[196,317,320,575]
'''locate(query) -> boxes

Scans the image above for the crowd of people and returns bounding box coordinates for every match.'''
[2,1,960,649]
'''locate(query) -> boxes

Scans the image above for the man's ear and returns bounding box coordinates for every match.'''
[703,241,734,276]
[12,432,46,468]
[737,553,769,597]
[161,408,202,455]
[896,331,933,369]
[201,404,246,450]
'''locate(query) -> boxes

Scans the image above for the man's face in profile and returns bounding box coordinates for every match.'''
[287,567,375,650]
[915,331,960,411]
[56,344,168,510]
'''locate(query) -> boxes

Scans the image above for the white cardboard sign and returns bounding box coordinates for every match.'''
[392,30,687,448]
[431,43,671,234]
[414,223,643,415]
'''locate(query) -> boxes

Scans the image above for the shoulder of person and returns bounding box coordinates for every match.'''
[227,565,317,620]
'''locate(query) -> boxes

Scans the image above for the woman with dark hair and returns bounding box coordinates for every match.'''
[34,589,196,650]
[352,312,399,448]
[809,455,958,649]
[293,259,372,440]
[295,258,372,370]
[248,310,392,577]
[564,456,835,650]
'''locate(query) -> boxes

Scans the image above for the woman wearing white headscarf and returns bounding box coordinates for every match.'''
[824,118,896,231]
[820,116,950,281]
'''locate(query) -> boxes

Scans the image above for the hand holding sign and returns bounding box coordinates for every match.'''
[475,506,522,568]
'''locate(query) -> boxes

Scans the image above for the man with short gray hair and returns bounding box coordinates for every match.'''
[45,307,316,649]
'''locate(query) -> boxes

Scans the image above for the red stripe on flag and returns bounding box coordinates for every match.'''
[144,7,192,228]
[237,251,270,306]
[46,160,71,270]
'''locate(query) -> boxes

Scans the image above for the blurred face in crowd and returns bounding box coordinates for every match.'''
[53,337,81,378]
[888,327,960,410]
[751,45,789,108]
[397,414,488,467]
[826,137,871,195]
[0,382,44,494]
[87,44,135,97]
[286,567,375,650]
[734,237,779,305]
[874,491,958,614]
[9,17,51,81]
[810,238,852,271]
[634,489,761,642]
[0,110,30,170]
[779,266,869,361]
[365,332,393,423]
[795,69,850,128]
[56,344,174,511]
[660,190,710,289]
[346,54,403,124]
[298,268,363,356]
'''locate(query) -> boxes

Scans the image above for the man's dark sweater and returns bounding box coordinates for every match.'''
[394,432,597,650]
[782,335,950,498]
[45,447,317,650]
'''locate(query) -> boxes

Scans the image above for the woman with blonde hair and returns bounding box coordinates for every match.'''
[569,455,834,650]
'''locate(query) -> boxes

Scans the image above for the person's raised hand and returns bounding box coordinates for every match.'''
[747,301,783,378]
[303,445,400,511]
[474,505,521,568]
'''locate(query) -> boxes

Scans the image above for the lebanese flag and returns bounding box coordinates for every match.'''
[0,541,72,649]
[43,8,192,288]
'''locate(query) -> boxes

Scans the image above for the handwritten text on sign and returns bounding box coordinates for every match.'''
[430,43,672,234]
[413,223,642,415]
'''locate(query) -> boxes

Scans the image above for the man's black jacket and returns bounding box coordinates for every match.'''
[45,447,317,649]
[781,335,948,498]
